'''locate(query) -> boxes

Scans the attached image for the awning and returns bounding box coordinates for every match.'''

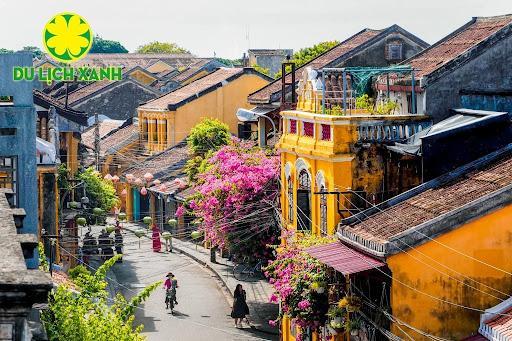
[305,242,385,275]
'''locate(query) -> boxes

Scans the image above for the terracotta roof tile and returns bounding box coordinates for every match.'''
[139,68,244,110]
[408,15,512,78]
[172,59,212,82]
[123,142,191,181]
[341,153,512,243]
[99,124,139,156]
[82,120,125,149]
[248,29,382,104]
[72,53,198,69]
[66,80,113,105]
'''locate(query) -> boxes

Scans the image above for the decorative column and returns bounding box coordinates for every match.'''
[167,118,172,148]
[148,117,156,152]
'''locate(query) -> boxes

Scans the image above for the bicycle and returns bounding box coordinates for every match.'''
[165,289,176,314]
[233,258,264,282]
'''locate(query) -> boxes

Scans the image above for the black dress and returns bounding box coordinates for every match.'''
[231,290,249,318]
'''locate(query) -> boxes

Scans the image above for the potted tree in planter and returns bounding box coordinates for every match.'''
[134,228,146,248]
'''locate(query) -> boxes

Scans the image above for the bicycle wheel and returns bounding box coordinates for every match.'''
[233,263,250,281]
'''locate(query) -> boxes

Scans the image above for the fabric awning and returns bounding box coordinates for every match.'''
[305,242,385,275]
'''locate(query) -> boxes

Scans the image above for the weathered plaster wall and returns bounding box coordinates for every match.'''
[387,203,512,340]
[425,34,512,122]
[73,81,158,121]
[0,53,38,269]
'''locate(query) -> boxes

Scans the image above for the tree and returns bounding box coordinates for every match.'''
[185,118,231,181]
[181,140,280,260]
[0,48,13,54]
[77,167,120,212]
[135,41,190,54]
[20,46,44,59]
[41,254,159,340]
[90,35,128,53]
[251,64,272,78]
[275,41,339,78]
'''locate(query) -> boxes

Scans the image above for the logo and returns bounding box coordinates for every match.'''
[43,12,93,63]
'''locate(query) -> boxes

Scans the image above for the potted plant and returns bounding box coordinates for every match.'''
[143,216,152,226]
[69,201,80,209]
[346,318,362,336]
[167,218,177,227]
[327,305,345,330]
[118,212,127,221]
[310,280,326,294]
[76,217,87,227]
[134,228,146,248]
[105,225,115,234]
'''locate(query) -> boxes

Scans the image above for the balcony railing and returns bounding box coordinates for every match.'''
[357,120,430,143]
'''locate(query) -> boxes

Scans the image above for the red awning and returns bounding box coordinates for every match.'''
[305,242,385,275]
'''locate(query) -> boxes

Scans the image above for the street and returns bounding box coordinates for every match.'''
[111,228,274,341]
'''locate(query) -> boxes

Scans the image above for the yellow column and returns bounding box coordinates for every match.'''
[157,118,164,151]
[148,117,155,152]
[125,184,133,221]
[167,117,172,148]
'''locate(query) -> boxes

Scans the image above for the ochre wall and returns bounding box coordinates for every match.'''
[128,70,157,85]
[387,203,512,340]
[139,73,269,151]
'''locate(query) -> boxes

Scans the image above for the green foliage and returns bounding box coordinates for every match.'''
[20,46,44,59]
[355,94,374,111]
[375,100,399,115]
[325,105,344,116]
[41,254,156,341]
[90,35,128,53]
[251,64,272,78]
[77,167,119,212]
[38,242,49,272]
[275,41,339,78]
[135,41,190,54]
[186,119,230,181]
[0,48,14,54]
[214,57,241,67]
[57,164,71,191]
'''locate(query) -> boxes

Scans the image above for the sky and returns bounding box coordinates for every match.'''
[0,0,510,59]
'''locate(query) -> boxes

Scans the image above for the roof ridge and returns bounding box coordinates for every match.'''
[474,14,512,21]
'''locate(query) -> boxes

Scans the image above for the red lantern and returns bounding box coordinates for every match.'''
[140,187,148,196]
[121,188,127,196]
[144,172,154,182]
[112,175,120,183]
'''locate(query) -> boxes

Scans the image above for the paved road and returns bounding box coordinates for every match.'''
[111,229,274,341]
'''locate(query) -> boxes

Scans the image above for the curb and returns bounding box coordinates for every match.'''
[123,225,279,336]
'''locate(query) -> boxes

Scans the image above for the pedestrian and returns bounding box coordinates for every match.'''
[231,284,250,328]
[163,272,178,308]
[114,229,123,262]
[151,224,162,252]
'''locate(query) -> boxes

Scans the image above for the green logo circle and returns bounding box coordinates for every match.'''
[43,12,93,63]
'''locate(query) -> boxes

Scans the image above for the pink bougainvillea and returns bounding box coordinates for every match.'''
[190,139,280,260]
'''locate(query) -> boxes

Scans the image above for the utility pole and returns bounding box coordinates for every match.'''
[94,112,100,171]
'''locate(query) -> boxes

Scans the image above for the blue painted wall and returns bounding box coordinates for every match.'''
[0,53,38,268]
[460,94,512,113]
[133,189,140,221]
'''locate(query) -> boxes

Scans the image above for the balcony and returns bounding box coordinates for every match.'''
[277,67,431,157]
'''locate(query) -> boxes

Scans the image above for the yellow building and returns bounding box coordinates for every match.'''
[338,145,512,340]
[138,67,271,153]
[277,68,430,237]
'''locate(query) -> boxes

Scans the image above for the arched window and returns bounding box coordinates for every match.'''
[297,169,311,231]
[320,185,327,235]
[287,176,293,223]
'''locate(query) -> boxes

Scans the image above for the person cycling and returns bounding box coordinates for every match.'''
[164,272,178,310]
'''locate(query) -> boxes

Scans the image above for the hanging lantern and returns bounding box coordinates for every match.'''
[143,172,154,182]
[159,184,167,192]
[112,175,120,183]
[121,188,127,196]
[134,178,143,186]
[104,174,113,181]
[174,178,186,188]
[125,173,134,183]
[140,187,147,196]
[152,179,161,186]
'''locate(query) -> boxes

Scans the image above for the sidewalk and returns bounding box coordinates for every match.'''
[122,221,279,335]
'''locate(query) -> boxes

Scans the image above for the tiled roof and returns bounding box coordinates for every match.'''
[123,141,191,181]
[407,15,512,78]
[248,29,382,104]
[172,59,212,82]
[175,186,197,201]
[480,307,512,340]
[72,53,198,69]
[139,68,245,111]
[81,120,125,149]
[33,89,87,125]
[340,146,512,247]
[100,124,139,156]
[65,80,113,105]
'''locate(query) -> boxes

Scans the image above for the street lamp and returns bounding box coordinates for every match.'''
[236,108,277,148]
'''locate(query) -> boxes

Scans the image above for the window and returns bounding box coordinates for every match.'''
[297,169,311,231]
[303,122,314,137]
[287,176,294,223]
[387,43,403,61]
[320,185,327,235]
[289,119,297,134]
[320,124,331,141]
[0,156,17,205]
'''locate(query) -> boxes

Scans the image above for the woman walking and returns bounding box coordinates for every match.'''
[151,224,162,252]
[231,284,250,328]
